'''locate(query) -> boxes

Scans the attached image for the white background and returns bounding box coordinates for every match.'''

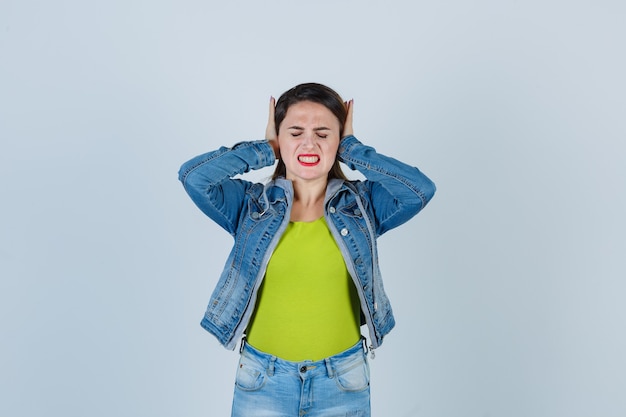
[1,1,625,416]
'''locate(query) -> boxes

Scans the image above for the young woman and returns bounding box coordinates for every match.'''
[178,83,436,416]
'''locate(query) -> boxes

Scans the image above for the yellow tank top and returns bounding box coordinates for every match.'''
[246,217,361,361]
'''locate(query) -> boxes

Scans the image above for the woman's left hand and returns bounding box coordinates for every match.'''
[343,99,354,138]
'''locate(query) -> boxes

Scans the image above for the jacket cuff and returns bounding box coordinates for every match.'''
[338,135,359,158]
[232,139,277,168]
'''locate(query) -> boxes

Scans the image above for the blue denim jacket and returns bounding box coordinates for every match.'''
[178,135,435,351]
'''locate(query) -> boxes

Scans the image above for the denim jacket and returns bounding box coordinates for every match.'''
[178,135,435,351]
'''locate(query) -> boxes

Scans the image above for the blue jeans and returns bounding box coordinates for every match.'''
[231,339,371,417]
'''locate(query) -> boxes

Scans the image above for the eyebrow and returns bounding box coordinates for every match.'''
[287,126,331,131]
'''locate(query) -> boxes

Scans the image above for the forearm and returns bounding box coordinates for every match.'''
[178,140,276,188]
[178,140,277,233]
[338,135,436,234]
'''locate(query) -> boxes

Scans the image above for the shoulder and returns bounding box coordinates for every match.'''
[246,180,290,200]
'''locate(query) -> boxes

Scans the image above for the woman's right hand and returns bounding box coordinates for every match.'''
[265,96,280,159]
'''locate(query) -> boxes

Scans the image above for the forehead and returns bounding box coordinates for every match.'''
[283,101,340,128]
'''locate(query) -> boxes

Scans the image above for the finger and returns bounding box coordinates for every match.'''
[269,96,275,117]
[266,96,277,140]
[343,99,354,138]
[268,96,275,123]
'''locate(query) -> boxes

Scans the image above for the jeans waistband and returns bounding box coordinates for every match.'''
[240,337,367,378]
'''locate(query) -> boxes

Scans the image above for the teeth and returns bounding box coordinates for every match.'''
[298,156,319,163]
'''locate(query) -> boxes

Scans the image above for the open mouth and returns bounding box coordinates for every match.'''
[298,154,320,166]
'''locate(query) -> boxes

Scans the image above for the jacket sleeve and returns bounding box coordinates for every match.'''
[337,135,436,236]
[178,140,277,235]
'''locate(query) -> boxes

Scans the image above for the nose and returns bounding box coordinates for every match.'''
[301,132,316,148]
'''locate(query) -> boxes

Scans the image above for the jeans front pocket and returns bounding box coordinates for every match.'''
[335,354,370,392]
[235,355,266,391]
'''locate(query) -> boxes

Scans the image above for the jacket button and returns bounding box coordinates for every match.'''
[329,207,336,214]
[251,212,260,219]
[340,228,348,236]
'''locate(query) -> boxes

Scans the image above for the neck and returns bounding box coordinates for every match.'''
[289,178,327,222]
[292,178,327,205]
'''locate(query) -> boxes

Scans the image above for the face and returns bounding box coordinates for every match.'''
[277,101,341,184]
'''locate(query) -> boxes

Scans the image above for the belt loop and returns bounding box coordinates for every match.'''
[325,358,334,379]
[239,337,246,354]
[267,356,276,377]
[361,336,368,354]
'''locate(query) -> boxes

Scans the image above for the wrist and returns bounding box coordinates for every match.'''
[268,140,280,160]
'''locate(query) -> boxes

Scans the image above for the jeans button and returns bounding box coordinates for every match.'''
[300,366,307,373]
